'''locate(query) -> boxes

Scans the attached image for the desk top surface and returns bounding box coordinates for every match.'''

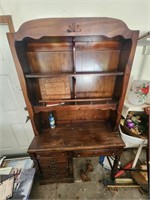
[28,122,125,152]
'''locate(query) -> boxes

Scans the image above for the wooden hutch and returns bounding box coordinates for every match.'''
[7,18,139,184]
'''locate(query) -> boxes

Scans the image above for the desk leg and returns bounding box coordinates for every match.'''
[111,155,120,180]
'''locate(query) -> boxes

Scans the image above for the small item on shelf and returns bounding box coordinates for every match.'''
[49,112,55,129]
[46,102,65,107]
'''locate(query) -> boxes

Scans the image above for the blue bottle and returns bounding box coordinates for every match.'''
[49,112,55,129]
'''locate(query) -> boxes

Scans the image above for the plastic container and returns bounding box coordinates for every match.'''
[49,112,55,129]
[119,125,147,148]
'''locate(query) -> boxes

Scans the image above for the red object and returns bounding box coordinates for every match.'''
[115,161,133,178]
[141,86,149,95]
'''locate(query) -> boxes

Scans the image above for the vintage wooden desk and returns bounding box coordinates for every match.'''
[7,17,139,184]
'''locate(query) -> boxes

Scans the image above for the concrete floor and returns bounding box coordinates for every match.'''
[30,151,148,200]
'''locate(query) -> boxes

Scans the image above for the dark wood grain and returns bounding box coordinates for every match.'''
[28,122,125,152]
[33,101,118,113]
[39,97,112,102]
[14,18,136,40]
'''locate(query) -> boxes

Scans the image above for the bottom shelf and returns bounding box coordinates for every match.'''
[28,121,125,152]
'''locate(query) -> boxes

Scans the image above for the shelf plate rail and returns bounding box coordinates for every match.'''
[25,71,124,78]
[32,97,119,113]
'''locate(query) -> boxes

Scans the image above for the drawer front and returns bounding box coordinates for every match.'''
[74,148,123,157]
[41,169,69,179]
[36,151,67,158]
[38,156,69,165]
[39,161,69,171]
[39,160,70,180]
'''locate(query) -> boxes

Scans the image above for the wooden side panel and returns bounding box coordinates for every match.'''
[110,34,139,129]
[7,33,39,136]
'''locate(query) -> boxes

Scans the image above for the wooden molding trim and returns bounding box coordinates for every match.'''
[0,15,15,32]
[14,17,138,40]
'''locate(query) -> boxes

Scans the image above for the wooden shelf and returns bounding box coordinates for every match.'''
[25,71,124,78]
[33,99,118,113]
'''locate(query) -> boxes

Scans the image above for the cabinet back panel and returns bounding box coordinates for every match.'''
[27,52,73,73]
[76,76,116,98]
[39,110,110,129]
[27,48,120,73]
[76,49,120,72]
[55,110,110,121]
[27,42,72,52]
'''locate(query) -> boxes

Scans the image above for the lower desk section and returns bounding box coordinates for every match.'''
[28,148,123,184]
[28,122,125,184]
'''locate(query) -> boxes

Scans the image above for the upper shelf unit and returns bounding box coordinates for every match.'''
[13,32,137,113]
[15,34,130,107]
[7,18,139,134]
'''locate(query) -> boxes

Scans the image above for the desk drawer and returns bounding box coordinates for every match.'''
[74,148,122,157]
[36,151,67,158]
[41,169,69,179]
[37,156,69,165]
[39,161,69,171]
